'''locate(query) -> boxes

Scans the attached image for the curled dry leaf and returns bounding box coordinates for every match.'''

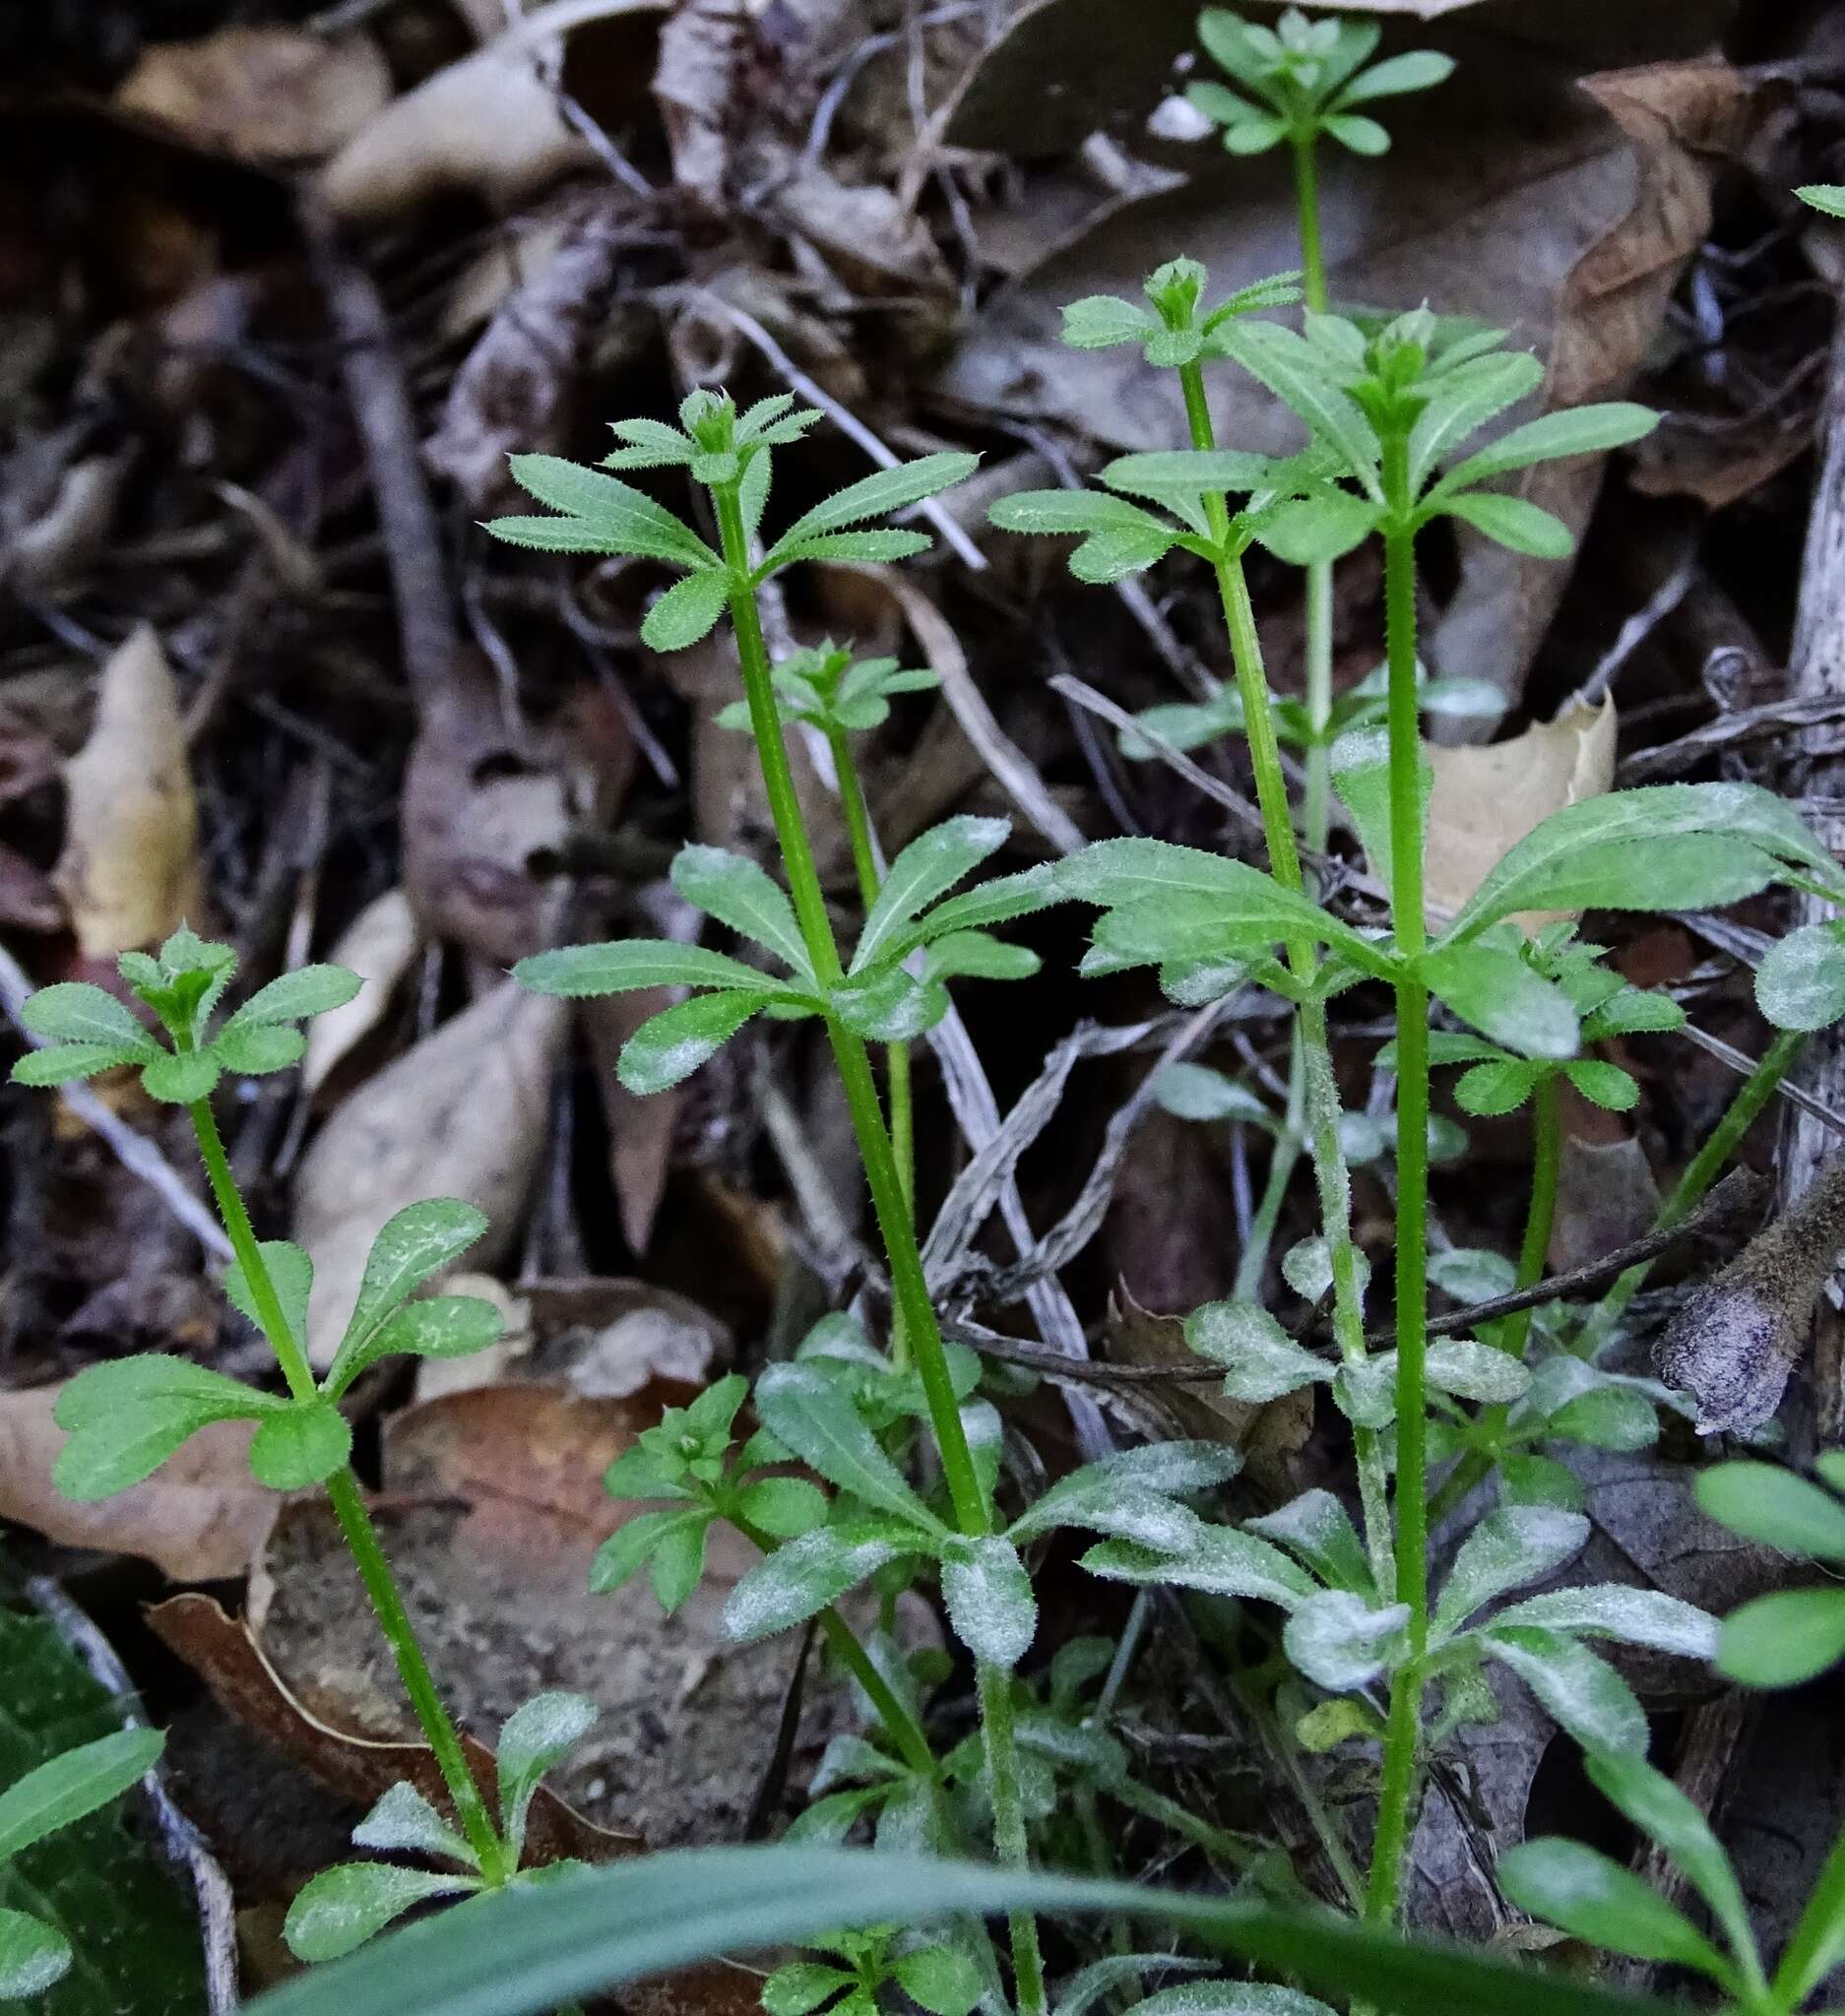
[148,1591,630,1865]
[524,1277,731,1400]
[1423,696,1616,927]
[300,888,423,1097]
[291,979,567,1367]
[0,1392,274,1581]
[317,0,668,220]
[54,624,204,958]
[113,27,391,165]
[584,996,681,1256]
[1550,1128,1661,1278]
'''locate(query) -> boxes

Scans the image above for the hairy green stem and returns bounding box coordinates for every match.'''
[189,1097,506,1883]
[717,485,1042,2015]
[1367,497,1431,1925]
[1290,132,1335,856]
[1178,360,1392,1588]
[830,724,916,1372]
[978,1664,1048,2016]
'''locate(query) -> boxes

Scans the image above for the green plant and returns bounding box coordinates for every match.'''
[762,1922,983,2016]
[1184,4,1455,847]
[7,932,589,1976]
[0,1728,165,1997]
[492,391,1064,2012]
[1797,184,1845,219]
[1696,1456,1845,1685]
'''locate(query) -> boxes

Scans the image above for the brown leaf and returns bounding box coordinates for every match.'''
[0,1393,274,1580]
[317,0,668,221]
[53,624,203,957]
[1423,697,1617,926]
[524,1277,731,1399]
[1550,1129,1661,1277]
[113,27,391,165]
[290,980,567,1367]
[652,0,748,212]
[149,1591,633,1865]
[583,996,680,1255]
[300,888,423,1097]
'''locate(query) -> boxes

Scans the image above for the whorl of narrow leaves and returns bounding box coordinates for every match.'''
[1189,7,1454,158]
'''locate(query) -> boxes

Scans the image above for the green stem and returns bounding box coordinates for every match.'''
[1109,1775,1265,1872]
[1367,500,1431,1926]
[189,1099,506,1883]
[979,1662,1048,2016]
[1291,132,1334,856]
[1178,359,1391,1588]
[830,724,915,1371]
[1425,1073,1561,1529]
[717,488,1041,2013]
[1586,1028,1807,1346]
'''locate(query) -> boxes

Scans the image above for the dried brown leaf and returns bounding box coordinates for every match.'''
[53,624,203,958]
[291,980,567,1367]
[114,27,391,165]
[300,888,423,1097]
[0,1392,273,1581]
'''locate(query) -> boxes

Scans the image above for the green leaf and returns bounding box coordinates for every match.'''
[499,457,717,568]
[641,570,730,653]
[649,1513,712,1611]
[139,1048,222,1103]
[1334,48,1454,104]
[52,1356,273,1499]
[1321,113,1389,155]
[1432,1507,1588,1641]
[768,531,933,568]
[671,846,813,980]
[1496,1840,1728,1978]
[1564,1060,1638,1111]
[921,930,1039,983]
[853,817,1010,974]
[1222,112,1291,154]
[1757,921,1845,1032]
[829,967,949,1042]
[1420,942,1578,1061]
[1582,1748,1756,1973]
[351,1783,476,1867]
[939,1536,1037,1668]
[1437,403,1657,495]
[230,965,363,1027]
[723,1524,925,1642]
[1082,1526,1316,1611]
[515,938,779,997]
[242,1842,1686,2016]
[1185,1301,1330,1403]
[1007,1442,1241,1546]
[1442,784,1833,941]
[337,1198,488,1372]
[1454,1059,1541,1116]
[1060,294,1156,348]
[1798,183,1845,220]
[1103,448,1280,511]
[1153,1062,1270,1123]
[766,455,978,561]
[1255,490,1379,565]
[1184,80,1267,128]
[764,1961,855,2016]
[1717,1588,1845,1687]
[19,982,159,1055]
[1283,1591,1410,1690]
[733,1476,829,1540]
[590,1510,696,1598]
[0,1729,164,1860]
[324,1294,504,1400]
[248,1400,353,1489]
[892,1946,983,2016]
[1488,1587,1715,1660]
[1216,321,1383,497]
[1424,1339,1531,1404]
[11,1042,151,1086]
[1196,9,1283,95]
[1697,1461,1845,1558]
[1404,352,1545,495]
[1440,492,1573,558]
[0,1906,70,1998]
[224,1238,314,1350]
[213,1022,308,1075]
[286,1862,477,1964]
[753,1364,943,1533]
[1247,1489,1371,1595]
[1479,1628,1646,1752]
[619,991,776,1094]
[497,1693,598,1865]
[905,863,1063,947]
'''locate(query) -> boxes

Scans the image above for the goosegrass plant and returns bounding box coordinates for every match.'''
[6,932,598,1974]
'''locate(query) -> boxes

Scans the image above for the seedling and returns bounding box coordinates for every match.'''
[1696,1455,1845,1686]
[0,1727,165,1997]
[762,1923,983,2016]
[285,1693,600,1962]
